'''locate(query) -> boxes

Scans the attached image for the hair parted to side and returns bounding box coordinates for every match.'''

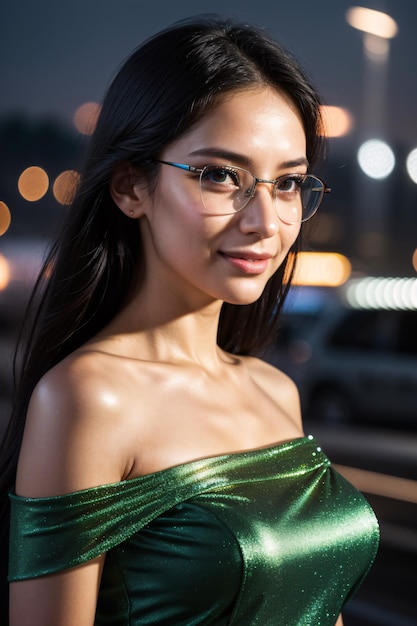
[0,15,326,616]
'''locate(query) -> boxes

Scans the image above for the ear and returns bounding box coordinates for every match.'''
[110,163,146,219]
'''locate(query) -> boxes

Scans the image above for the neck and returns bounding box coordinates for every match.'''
[101,291,228,369]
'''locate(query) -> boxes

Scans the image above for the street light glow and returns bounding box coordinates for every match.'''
[346,6,398,39]
[53,170,81,205]
[0,254,10,290]
[74,102,101,135]
[18,166,49,201]
[363,33,389,63]
[346,277,417,310]
[0,201,11,236]
[357,139,395,179]
[292,252,352,287]
[406,148,417,184]
[320,106,354,137]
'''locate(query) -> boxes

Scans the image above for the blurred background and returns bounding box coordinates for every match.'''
[1,1,416,623]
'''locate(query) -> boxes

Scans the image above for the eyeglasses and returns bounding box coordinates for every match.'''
[154,160,331,223]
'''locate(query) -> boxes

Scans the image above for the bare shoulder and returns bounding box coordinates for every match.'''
[242,354,299,394]
[16,350,138,498]
[241,355,302,425]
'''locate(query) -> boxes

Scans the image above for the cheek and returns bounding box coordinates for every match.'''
[282,223,301,250]
[273,224,300,272]
[153,180,203,226]
[146,189,218,261]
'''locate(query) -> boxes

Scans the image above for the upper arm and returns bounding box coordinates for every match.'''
[335,615,344,626]
[10,557,105,626]
[11,355,127,625]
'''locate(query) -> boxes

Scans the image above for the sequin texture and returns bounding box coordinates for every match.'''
[9,436,379,625]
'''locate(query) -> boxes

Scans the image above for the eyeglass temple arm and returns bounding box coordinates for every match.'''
[155,159,331,193]
[311,185,332,194]
[154,160,201,174]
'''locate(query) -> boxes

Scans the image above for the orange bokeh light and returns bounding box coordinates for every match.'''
[0,254,10,290]
[0,201,11,236]
[320,106,354,138]
[292,252,352,287]
[18,166,49,201]
[53,170,81,205]
[74,102,101,135]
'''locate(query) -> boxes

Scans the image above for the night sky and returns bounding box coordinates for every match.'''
[2,0,417,149]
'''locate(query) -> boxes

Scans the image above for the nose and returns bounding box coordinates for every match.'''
[238,182,280,238]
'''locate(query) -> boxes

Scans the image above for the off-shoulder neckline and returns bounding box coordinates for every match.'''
[12,435,322,501]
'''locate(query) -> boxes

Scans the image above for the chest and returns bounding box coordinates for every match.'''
[96,458,379,625]
[126,386,301,477]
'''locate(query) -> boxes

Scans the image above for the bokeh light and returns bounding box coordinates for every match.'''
[320,106,354,138]
[363,33,389,63]
[357,139,395,179]
[0,201,11,236]
[346,277,417,310]
[346,7,398,39]
[18,166,49,201]
[292,252,352,287]
[53,170,81,205]
[412,249,417,272]
[74,102,101,135]
[406,148,417,184]
[0,254,10,290]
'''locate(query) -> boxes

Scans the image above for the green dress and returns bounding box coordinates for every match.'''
[9,436,379,625]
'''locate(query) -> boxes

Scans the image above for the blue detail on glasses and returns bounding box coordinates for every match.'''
[153,159,331,222]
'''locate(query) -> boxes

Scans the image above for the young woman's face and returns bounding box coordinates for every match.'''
[137,86,306,309]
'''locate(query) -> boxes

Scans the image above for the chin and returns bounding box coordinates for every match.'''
[222,290,265,307]
[211,273,275,307]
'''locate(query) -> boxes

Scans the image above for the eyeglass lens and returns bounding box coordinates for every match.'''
[199,165,323,222]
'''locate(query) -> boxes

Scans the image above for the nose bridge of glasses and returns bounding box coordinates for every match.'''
[243,177,281,217]
[250,176,280,203]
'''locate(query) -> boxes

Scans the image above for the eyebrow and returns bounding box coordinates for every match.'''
[188,147,309,170]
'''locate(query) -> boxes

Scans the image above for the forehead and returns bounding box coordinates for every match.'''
[166,86,307,168]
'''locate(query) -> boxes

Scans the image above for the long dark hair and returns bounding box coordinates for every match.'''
[0,16,325,618]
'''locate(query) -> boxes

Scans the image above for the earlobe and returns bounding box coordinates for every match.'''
[110,163,144,219]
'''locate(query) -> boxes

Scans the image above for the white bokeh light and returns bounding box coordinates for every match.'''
[357,139,395,179]
[345,277,417,310]
[346,7,398,39]
[406,148,417,184]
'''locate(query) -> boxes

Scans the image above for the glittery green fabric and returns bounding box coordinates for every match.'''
[9,436,379,625]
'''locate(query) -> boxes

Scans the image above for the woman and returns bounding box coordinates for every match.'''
[2,16,378,625]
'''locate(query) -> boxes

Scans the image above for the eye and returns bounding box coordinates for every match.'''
[276,175,304,194]
[202,166,241,188]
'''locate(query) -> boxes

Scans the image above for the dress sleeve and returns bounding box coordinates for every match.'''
[8,454,232,581]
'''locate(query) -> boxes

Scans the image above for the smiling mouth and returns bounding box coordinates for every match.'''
[220,252,273,274]
[221,251,273,261]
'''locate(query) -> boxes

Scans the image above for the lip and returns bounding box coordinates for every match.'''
[222,250,274,261]
[220,250,274,274]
